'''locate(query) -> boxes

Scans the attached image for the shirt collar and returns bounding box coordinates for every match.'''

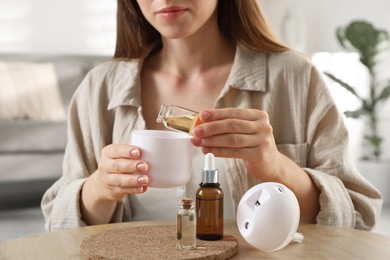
[226,43,267,92]
[107,43,267,110]
[107,56,146,110]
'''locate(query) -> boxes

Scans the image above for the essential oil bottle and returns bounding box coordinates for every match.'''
[196,153,224,241]
[156,104,201,134]
[177,198,197,250]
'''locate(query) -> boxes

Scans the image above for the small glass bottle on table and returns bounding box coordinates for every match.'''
[177,198,197,250]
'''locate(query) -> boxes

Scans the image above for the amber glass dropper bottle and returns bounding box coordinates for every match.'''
[196,153,224,240]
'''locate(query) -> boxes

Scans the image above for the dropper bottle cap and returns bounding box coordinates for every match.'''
[202,153,219,184]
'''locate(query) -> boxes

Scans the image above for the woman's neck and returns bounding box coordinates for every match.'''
[153,23,235,79]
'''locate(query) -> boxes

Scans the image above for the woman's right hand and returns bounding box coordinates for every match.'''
[80,144,149,225]
[95,144,149,200]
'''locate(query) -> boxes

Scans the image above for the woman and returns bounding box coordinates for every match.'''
[42,0,382,231]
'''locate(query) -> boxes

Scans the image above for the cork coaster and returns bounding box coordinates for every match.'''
[80,225,239,260]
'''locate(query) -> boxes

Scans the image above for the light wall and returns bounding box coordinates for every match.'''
[2,0,390,56]
[259,0,390,52]
[0,0,116,55]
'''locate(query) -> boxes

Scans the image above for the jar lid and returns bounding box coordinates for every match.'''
[179,198,194,209]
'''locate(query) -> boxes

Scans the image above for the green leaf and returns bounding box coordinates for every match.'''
[324,72,363,100]
[338,21,390,70]
[362,99,374,113]
[336,27,348,49]
[364,135,383,146]
[375,84,390,103]
[364,135,383,161]
[344,108,367,118]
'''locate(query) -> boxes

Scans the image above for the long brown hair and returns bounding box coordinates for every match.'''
[114,0,288,59]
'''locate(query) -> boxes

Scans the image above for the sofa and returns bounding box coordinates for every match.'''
[0,54,109,209]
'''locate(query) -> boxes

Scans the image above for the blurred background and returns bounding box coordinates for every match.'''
[0,0,116,55]
[0,0,389,241]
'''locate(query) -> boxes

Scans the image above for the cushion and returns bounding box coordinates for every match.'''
[0,120,67,152]
[0,61,66,121]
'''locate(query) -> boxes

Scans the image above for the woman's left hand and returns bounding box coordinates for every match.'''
[191,108,282,181]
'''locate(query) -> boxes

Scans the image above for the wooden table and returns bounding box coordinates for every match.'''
[1,220,389,259]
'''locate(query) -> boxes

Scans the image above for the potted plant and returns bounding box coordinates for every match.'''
[325,20,390,206]
[325,20,390,161]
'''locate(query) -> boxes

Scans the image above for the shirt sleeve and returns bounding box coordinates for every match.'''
[41,70,125,231]
[304,66,382,230]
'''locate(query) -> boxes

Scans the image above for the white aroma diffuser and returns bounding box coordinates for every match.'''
[236,182,303,252]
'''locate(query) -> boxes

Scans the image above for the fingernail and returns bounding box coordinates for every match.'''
[130,148,140,158]
[202,147,212,154]
[194,126,205,137]
[191,137,202,146]
[136,162,147,172]
[137,175,148,185]
[201,111,211,121]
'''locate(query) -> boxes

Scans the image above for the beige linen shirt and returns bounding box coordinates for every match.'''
[41,44,382,231]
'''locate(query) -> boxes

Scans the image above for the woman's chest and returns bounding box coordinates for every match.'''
[140,75,226,130]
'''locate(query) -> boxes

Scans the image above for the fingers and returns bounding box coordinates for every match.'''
[199,108,263,122]
[201,146,262,162]
[102,144,142,160]
[98,173,148,201]
[193,118,258,138]
[97,143,150,199]
[99,143,149,176]
[104,173,149,192]
[195,132,261,148]
[201,136,275,161]
[194,108,268,137]
[192,109,272,149]
[191,108,277,165]
[99,158,148,175]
